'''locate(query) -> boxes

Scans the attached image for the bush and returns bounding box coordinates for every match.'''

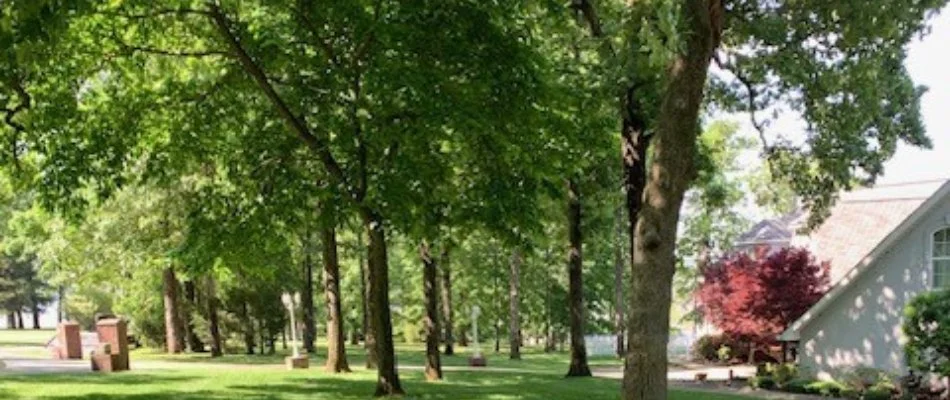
[691,334,725,361]
[784,378,813,394]
[749,375,776,390]
[903,290,950,378]
[805,380,846,397]
[863,389,894,400]
[772,363,798,385]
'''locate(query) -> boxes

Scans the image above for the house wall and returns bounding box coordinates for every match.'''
[798,200,950,380]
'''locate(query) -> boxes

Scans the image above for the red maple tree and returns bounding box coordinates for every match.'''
[697,247,830,358]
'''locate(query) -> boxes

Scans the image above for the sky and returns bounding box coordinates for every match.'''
[880,9,950,183]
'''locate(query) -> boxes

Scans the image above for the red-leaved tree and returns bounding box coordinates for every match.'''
[697,248,830,362]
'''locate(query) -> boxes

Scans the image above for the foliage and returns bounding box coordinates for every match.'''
[698,248,829,346]
[903,289,950,378]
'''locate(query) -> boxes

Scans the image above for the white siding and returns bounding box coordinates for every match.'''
[798,200,950,380]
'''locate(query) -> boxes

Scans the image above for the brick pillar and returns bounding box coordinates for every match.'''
[57,322,82,360]
[96,318,130,371]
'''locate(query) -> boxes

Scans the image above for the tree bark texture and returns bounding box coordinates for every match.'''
[183,280,205,352]
[162,267,184,354]
[323,226,351,373]
[363,209,403,396]
[31,301,40,329]
[360,230,378,370]
[439,246,455,356]
[206,276,223,358]
[622,1,717,399]
[242,301,255,355]
[566,178,592,377]
[302,238,317,355]
[614,207,626,358]
[420,242,443,381]
[508,250,522,360]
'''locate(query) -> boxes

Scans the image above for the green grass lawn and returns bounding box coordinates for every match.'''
[0,329,55,347]
[1,338,753,399]
[0,367,753,400]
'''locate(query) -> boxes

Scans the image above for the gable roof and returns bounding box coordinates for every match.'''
[802,180,944,283]
[779,179,950,341]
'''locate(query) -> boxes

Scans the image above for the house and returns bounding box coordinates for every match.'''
[740,179,950,380]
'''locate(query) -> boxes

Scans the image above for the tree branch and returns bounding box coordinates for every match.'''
[205,2,359,203]
[293,0,343,69]
[108,7,212,20]
[1,78,31,172]
[120,43,230,58]
[714,54,772,153]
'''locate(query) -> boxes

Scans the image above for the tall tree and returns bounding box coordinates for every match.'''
[420,241,442,381]
[508,250,522,360]
[301,234,317,355]
[322,226,350,373]
[162,267,184,353]
[565,179,591,377]
[439,246,454,356]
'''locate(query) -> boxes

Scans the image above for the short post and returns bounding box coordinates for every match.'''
[281,292,309,370]
[468,305,486,367]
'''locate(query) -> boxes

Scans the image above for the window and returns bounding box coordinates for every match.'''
[932,228,950,288]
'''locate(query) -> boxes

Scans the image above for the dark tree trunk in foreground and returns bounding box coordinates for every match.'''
[360,231,378,370]
[323,227,351,373]
[622,2,717,399]
[363,209,403,396]
[420,242,443,381]
[302,237,317,355]
[183,280,205,352]
[508,250,522,360]
[614,208,626,358]
[162,267,184,353]
[206,277,223,358]
[566,178,592,377]
[16,310,23,329]
[439,246,455,356]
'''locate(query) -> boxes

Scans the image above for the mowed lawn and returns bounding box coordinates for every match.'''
[0,328,55,347]
[1,336,753,399]
[0,368,753,400]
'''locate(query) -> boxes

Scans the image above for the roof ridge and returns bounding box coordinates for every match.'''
[855,178,950,189]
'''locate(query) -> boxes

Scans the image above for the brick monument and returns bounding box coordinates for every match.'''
[54,321,83,360]
[91,318,130,372]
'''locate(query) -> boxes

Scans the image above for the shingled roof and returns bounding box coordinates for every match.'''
[737,179,947,285]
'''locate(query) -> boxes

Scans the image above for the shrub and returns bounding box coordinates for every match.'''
[903,290,950,378]
[805,380,846,397]
[717,344,731,362]
[863,389,894,400]
[784,378,813,394]
[772,363,798,385]
[749,375,776,390]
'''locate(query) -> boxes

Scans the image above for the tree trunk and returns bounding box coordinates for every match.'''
[439,246,455,356]
[614,207,626,358]
[350,330,360,345]
[162,267,184,353]
[281,326,287,350]
[16,310,23,329]
[566,178,592,377]
[359,230,378,370]
[622,2,716,399]
[183,280,205,352]
[242,301,255,355]
[362,208,403,396]
[31,302,40,329]
[323,226,351,373]
[206,276,223,358]
[421,242,443,381]
[508,250,522,360]
[57,286,65,323]
[302,237,317,355]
